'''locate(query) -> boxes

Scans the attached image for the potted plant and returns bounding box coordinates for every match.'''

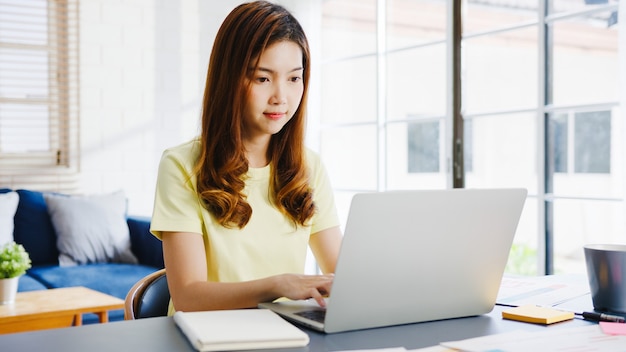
[0,241,32,304]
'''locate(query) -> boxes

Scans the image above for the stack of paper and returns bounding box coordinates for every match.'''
[439,324,626,351]
[173,309,310,351]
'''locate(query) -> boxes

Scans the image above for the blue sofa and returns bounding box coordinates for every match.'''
[0,189,164,323]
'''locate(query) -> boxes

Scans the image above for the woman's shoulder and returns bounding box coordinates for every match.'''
[304,147,328,177]
[304,147,321,166]
[160,138,201,167]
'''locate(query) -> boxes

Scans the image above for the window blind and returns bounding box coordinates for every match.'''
[0,0,80,192]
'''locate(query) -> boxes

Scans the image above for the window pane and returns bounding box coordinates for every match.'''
[549,107,622,198]
[321,0,376,60]
[0,0,48,45]
[464,0,538,35]
[547,113,568,173]
[386,0,446,50]
[550,12,618,106]
[505,197,538,276]
[0,0,51,153]
[574,111,610,174]
[548,0,618,16]
[463,26,538,113]
[334,190,358,230]
[321,56,377,124]
[387,44,446,119]
[0,48,49,98]
[464,112,538,194]
[320,125,378,190]
[553,198,625,274]
[387,121,447,190]
[464,119,473,173]
[408,120,439,173]
[0,103,48,152]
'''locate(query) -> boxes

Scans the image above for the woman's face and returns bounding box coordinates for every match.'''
[243,40,304,143]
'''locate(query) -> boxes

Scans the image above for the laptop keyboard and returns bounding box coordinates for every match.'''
[295,309,326,323]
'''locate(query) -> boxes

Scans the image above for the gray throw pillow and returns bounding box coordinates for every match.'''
[44,191,138,266]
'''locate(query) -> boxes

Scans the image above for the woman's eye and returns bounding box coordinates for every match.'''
[256,77,269,83]
[290,76,302,83]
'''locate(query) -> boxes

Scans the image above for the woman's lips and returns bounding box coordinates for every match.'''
[265,112,285,120]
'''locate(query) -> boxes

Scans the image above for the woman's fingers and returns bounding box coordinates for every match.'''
[279,273,335,305]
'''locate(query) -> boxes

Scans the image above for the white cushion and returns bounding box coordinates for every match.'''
[0,192,19,246]
[44,191,138,266]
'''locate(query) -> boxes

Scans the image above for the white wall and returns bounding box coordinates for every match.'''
[80,0,204,215]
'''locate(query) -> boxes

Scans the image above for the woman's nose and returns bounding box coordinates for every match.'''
[270,82,287,105]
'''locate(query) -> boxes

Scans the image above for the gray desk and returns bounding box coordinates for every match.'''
[0,305,595,352]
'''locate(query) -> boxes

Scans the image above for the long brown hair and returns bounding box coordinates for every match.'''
[195,1,315,229]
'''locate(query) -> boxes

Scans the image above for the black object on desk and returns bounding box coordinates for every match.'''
[579,311,626,323]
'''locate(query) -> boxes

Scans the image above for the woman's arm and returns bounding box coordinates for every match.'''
[162,231,334,311]
[309,225,343,274]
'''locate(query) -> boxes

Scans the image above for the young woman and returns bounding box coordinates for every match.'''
[150,1,343,313]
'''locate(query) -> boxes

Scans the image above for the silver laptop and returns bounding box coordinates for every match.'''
[259,188,527,333]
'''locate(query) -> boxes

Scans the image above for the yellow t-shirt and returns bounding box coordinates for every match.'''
[150,138,340,284]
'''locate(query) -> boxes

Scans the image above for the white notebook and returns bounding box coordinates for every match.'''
[173,309,309,351]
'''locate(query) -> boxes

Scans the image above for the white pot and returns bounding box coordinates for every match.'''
[0,276,19,305]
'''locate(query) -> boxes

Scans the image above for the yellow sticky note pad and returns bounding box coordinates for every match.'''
[502,305,575,325]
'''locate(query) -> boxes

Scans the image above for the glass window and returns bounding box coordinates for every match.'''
[0,0,80,191]
[548,113,568,174]
[463,26,538,114]
[548,0,618,16]
[321,56,377,124]
[321,0,377,61]
[549,12,618,106]
[464,118,473,173]
[506,197,538,276]
[464,112,538,194]
[0,104,49,152]
[408,120,440,173]
[464,0,538,35]
[387,120,447,190]
[574,111,610,174]
[386,0,446,50]
[386,44,447,120]
[319,0,622,277]
[320,125,378,191]
[553,198,625,274]
[334,190,358,230]
[548,108,621,199]
[0,0,50,153]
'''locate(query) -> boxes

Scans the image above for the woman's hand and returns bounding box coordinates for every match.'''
[273,273,334,307]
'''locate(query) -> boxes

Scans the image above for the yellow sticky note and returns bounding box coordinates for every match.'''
[502,305,575,325]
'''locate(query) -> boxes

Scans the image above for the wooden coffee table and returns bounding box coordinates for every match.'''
[0,286,124,334]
